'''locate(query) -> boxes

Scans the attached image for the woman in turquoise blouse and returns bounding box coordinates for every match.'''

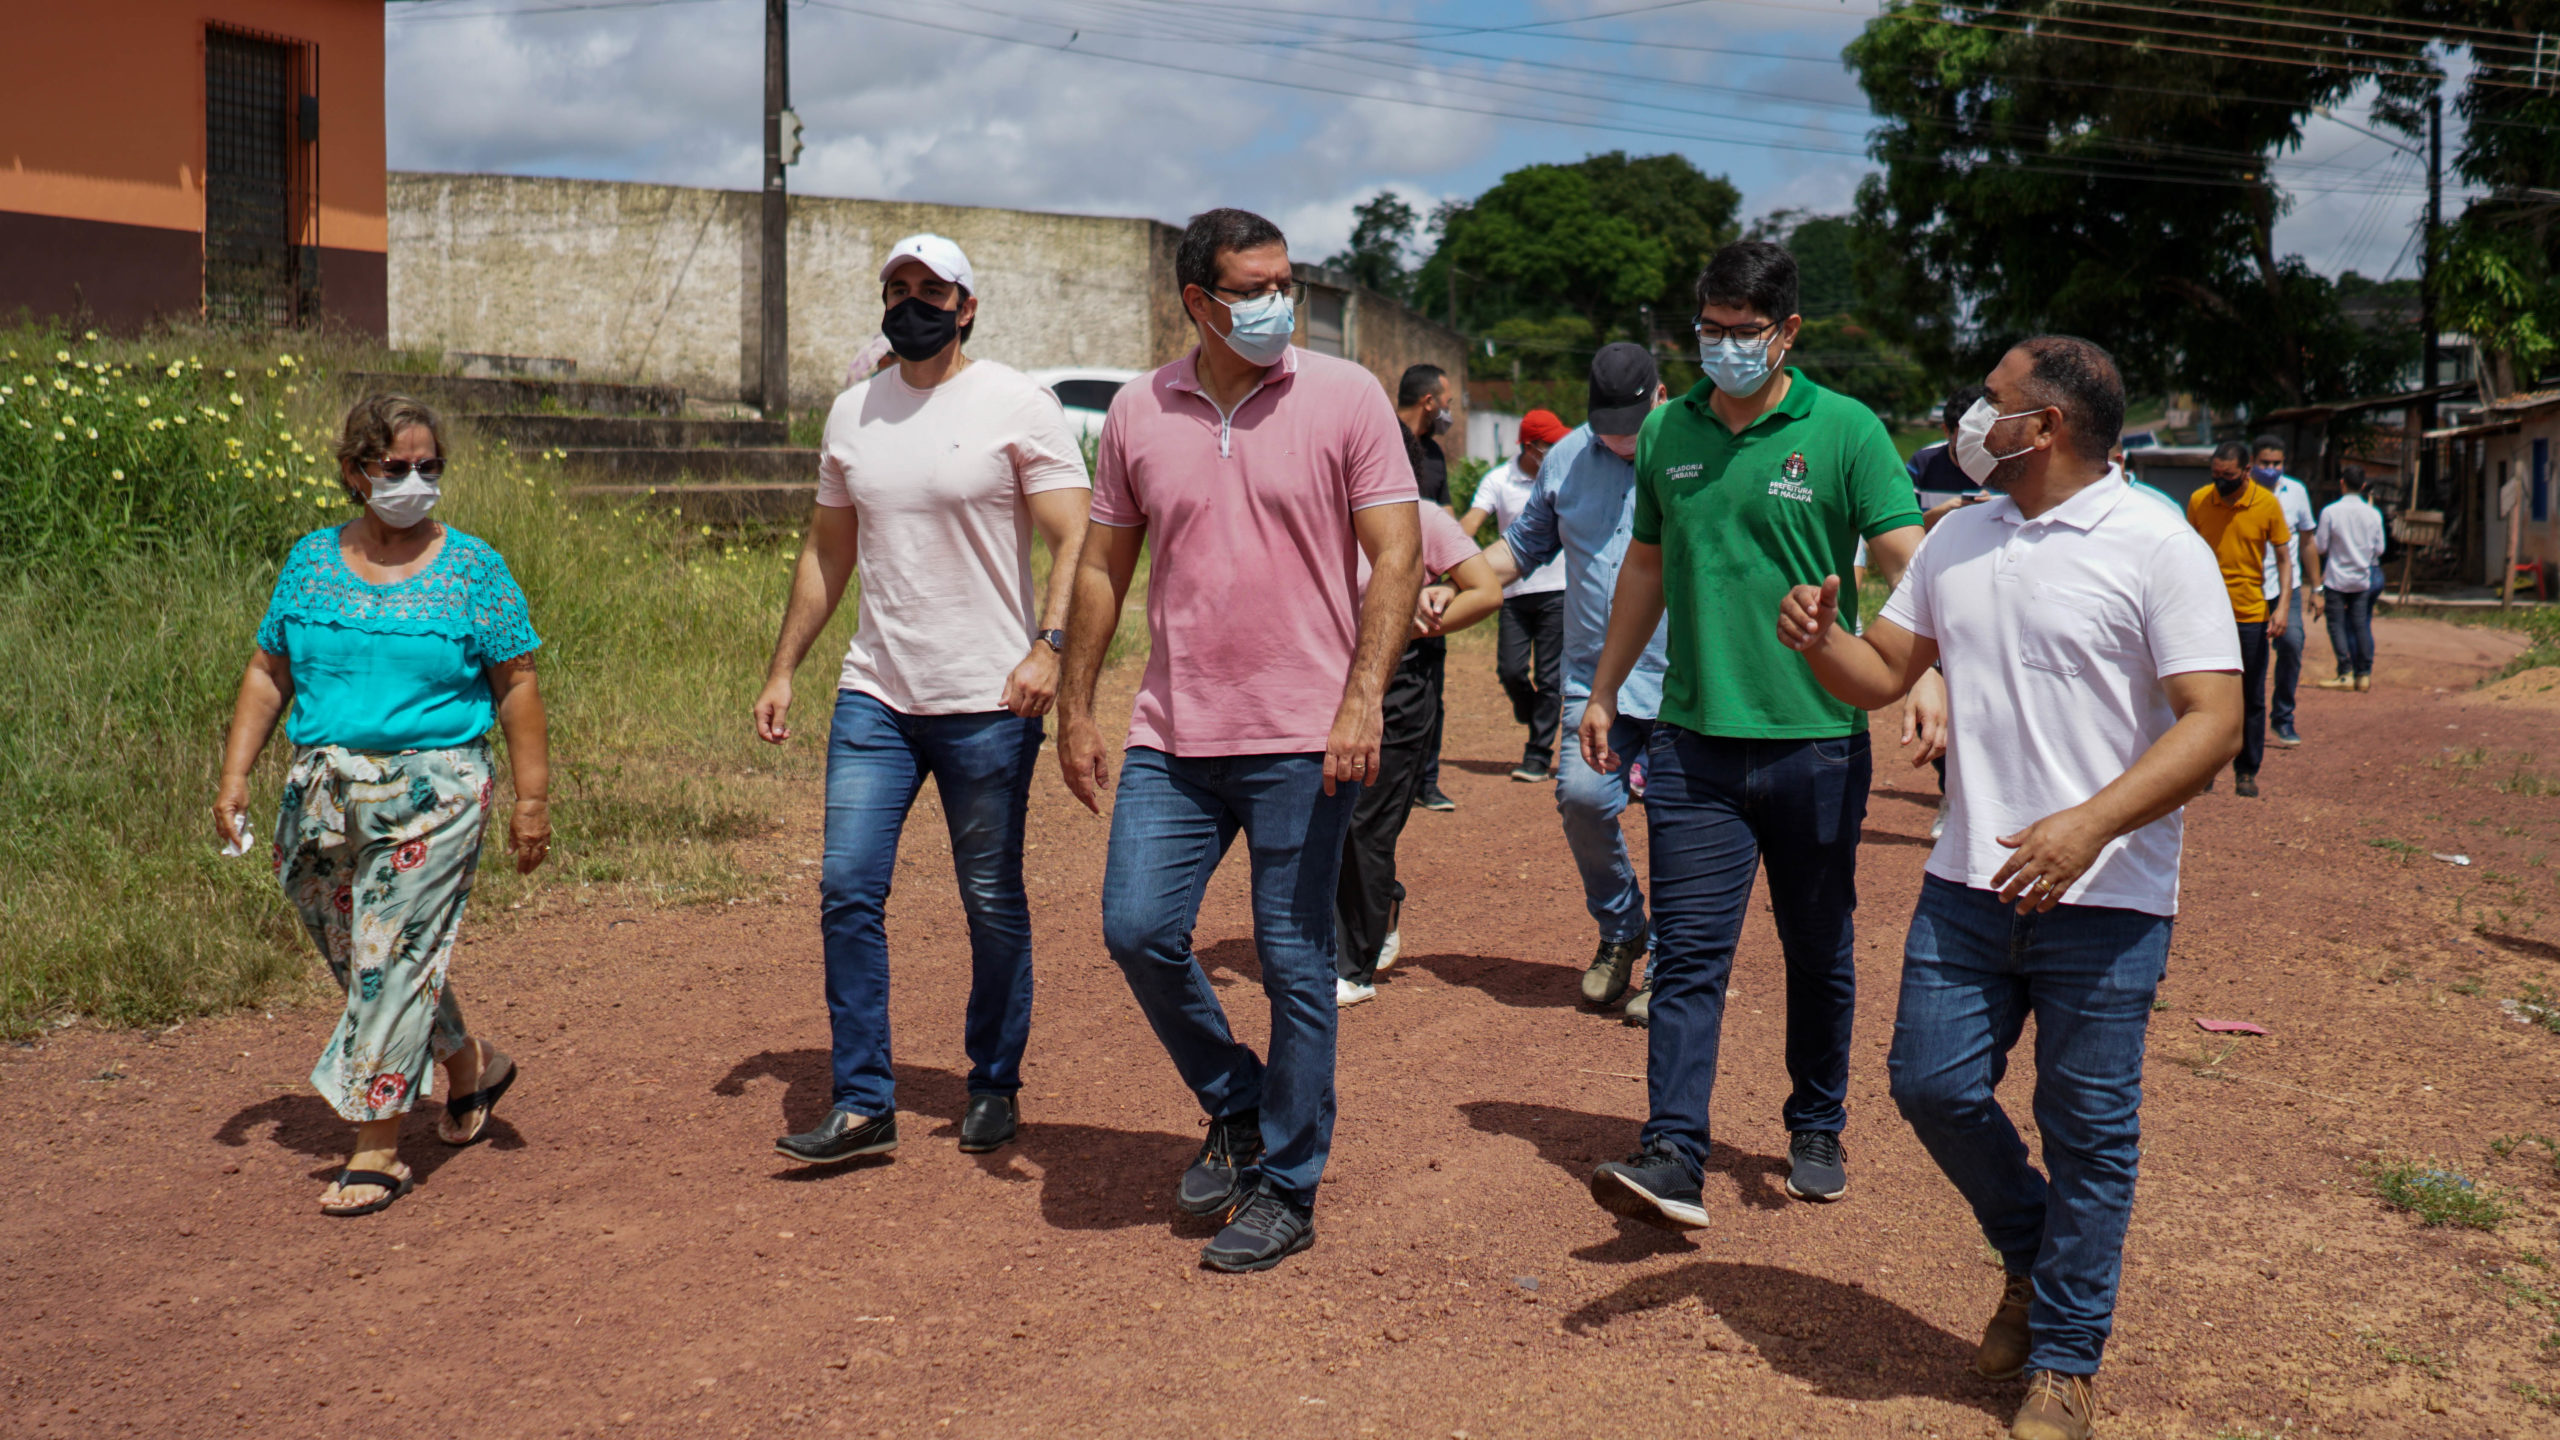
[214,394,551,1218]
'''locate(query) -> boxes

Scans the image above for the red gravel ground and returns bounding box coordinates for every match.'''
[9,617,2560,1439]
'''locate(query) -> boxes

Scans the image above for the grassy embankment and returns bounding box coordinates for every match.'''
[0,325,1138,1037]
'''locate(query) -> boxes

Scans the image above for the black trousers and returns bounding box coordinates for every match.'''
[1497,590,1564,764]
[2235,620,2269,777]
[1337,644,1441,982]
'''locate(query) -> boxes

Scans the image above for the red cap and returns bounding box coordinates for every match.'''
[1518,408,1568,446]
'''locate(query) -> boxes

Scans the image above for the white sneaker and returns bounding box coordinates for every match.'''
[1930,803,1947,842]
[1335,977,1376,1008]
[1375,928,1401,973]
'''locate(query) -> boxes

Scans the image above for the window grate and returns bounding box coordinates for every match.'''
[205,29,301,328]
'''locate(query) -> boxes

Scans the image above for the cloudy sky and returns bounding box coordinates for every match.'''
[387,0,2464,284]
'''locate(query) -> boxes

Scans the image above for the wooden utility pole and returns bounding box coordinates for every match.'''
[759,0,790,418]
[2416,90,2443,503]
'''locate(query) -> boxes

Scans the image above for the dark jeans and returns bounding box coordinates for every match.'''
[2234,621,2269,777]
[1889,874,2172,1375]
[1100,747,1358,1204]
[2324,586,2377,677]
[1338,646,1439,982]
[2269,585,2305,729]
[1497,591,1564,764]
[1637,724,1870,1180]
[820,691,1043,1116]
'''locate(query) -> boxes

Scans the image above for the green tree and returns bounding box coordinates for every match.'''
[1843,0,2436,411]
[2425,1,2560,398]
[1324,190,1419,300]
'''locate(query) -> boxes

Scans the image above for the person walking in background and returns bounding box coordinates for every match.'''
[1578,239,1943,1227]
[2313,464,2387,692]
[1459,408,1569,782]
[1057,208,1422,1274]
[1335,506,1507,1007]
[2185,441,2291,798]
[1911,382,1989,515]
[1473,345,1673,1021]
[1778,335,2241,1440]
[1396,364,1461,813]
[213,394,546,1218]
[754,233,1093,1167]
[2250,437,2318,748]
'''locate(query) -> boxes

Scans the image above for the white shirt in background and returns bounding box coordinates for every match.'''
[1468,460,1568,598]
[2314,493,2387,593]
[2263,473,2315,594]
[1881,474,2241,917]
[816,360,1091,713]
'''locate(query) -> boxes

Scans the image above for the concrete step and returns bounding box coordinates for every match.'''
[568,483,812,524]
[339,371,688,417]
[463,413,789,449]
[552,447,817,482]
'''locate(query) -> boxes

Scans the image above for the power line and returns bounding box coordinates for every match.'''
[1917,7,2545,92]
[2073,0,2556,52]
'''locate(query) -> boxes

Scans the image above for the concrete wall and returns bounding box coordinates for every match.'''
[390,172,1186,406]
[1295,263,1473,461]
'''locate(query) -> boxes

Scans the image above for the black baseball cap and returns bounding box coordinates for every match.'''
[1588,342,1659,436]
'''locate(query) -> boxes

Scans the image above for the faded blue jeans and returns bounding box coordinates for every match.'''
[1100,748,1357,1205]
[1889,874,2173,1376]
[1556,697,1652,947]
[1637,726,1869,1178]
[2324,586,2377,678]
[821,691,1043,1117]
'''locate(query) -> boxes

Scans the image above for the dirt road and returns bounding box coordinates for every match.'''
[8,617,2559,1439]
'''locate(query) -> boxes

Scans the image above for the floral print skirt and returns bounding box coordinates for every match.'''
[276,742,491,1123]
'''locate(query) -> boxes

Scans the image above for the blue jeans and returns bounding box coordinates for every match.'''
[1556,697,1652,946]
[1100,748,1358,1204]
[1889,874,2172,1376]
[2270,585,2306,729]
[1638,725,1868,1177]
[2324,587,2376,677]
[820,691,1043,1116]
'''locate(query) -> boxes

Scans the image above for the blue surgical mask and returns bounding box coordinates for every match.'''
[1210,290,1296,367]
[2251,463,2283,483]
[1699,331,1778,397]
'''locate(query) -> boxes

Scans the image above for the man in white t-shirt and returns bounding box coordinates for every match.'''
[752,233,1093,1167]
[1777,336,2241,1440]
[1458,407,1570,780]
[2312,463,2387,691]
[2250,437,2320,747]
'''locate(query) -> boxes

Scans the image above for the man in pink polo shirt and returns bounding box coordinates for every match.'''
[1057,207,1424,1274]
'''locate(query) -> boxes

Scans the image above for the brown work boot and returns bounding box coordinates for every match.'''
[2011,1369,2098,1440]
[1975,1272,2032,1379]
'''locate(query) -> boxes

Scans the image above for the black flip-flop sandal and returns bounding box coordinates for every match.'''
[441,1056,519,1147]
[322,1168,413,1218]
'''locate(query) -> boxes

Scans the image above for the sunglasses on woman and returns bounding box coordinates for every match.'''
[367,458,446,481]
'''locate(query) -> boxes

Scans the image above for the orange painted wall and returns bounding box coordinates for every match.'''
[1,0,385,251]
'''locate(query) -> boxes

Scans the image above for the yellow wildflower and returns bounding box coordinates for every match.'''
[135,395,150,408]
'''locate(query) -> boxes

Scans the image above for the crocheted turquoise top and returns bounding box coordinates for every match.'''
[256,525,541,752]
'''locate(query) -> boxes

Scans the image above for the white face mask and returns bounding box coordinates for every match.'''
[366,470,442,529]
[1952,397,2042,485]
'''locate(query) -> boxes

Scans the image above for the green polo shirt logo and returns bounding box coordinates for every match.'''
[1632,369,1922,739]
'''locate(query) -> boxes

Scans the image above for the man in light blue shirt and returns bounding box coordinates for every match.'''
[1478,343,1670,1019]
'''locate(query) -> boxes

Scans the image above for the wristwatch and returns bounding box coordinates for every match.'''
[1037,628,1067,653]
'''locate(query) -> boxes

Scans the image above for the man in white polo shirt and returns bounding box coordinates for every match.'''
[755,233,1093,1167]
[2312,464,2387,691]
[1776,335,2241,1440]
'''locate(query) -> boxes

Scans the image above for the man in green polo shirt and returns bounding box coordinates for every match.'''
[1579,239,1939,1231]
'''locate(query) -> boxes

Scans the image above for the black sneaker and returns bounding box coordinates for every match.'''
[1509,754,1553,783]
[957,1093,1018,1153]
[1785,1130,1848,1202]
[775,1109,897,1165]
[1199,1181,1315,1273]
[1176,1109,1264,1217]
[1414,785,1457,812]
[1588,1143,1709,1231]
[1581,935,1646,1006]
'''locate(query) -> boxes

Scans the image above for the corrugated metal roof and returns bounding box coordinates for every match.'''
[2484,388,2560,413]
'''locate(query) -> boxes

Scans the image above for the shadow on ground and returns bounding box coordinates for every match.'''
[214,1091,524,1187]
[1458,1099,1793,1217]
[1565,1260,2006,1418]
[1402,950,1590,1009]
[712,1050,1200,1231]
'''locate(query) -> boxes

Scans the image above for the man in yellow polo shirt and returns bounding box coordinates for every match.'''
[2186,441,2292,797]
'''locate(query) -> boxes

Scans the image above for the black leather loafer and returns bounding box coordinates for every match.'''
[958,1093,1019,1153]
[775,1109,897,1165]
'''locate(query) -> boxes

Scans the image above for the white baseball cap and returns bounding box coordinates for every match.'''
[877,233,974,292]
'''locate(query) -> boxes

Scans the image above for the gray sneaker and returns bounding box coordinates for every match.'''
[1621,982,1652,1028]
[1200,1182,1315,1273]
[1785,1130,1847,1201]
[1581,935,1646,1006]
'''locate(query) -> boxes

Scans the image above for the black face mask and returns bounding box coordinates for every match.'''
[882,296,960,362]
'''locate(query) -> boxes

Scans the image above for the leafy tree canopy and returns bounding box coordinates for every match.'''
[1322,191,1420,300]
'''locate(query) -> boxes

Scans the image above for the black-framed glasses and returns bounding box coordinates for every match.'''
[367,458,446,481]
[1200,280,1305,304]
[1693,317,1783,345]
